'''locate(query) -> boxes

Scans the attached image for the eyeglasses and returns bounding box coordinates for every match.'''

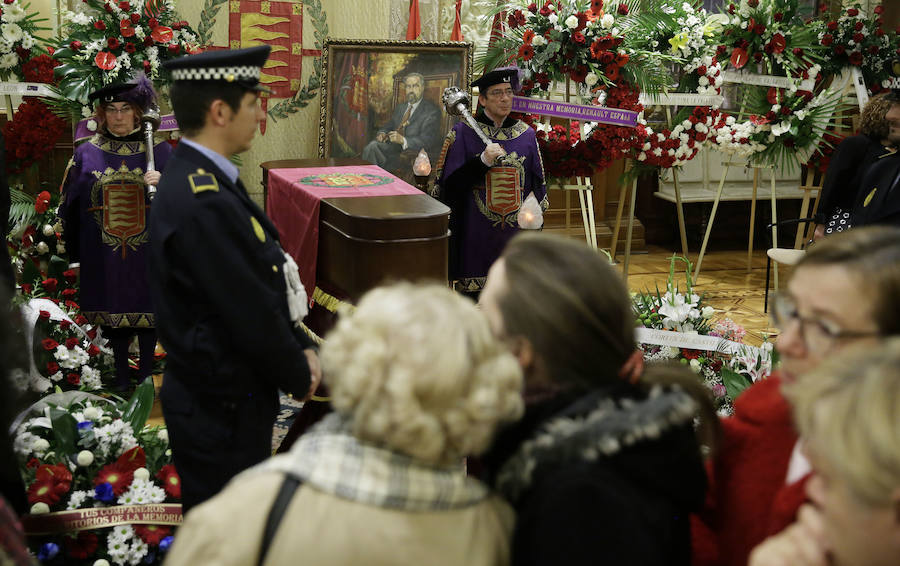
[770,293,879,353]
[105,105,133,115]
[485,88,514,99]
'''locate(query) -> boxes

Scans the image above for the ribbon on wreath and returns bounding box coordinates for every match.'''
[511,95,639,128]
[21,504,183,535]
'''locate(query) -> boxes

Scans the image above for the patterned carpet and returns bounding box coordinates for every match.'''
[273,395,305,452]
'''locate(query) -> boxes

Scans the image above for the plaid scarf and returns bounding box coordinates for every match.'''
[248,413,489,511]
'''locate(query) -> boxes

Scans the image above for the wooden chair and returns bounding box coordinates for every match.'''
[793,166,825,249]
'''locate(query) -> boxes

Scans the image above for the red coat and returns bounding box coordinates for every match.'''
[691,374,810,566]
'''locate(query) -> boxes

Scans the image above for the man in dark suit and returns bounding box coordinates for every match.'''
[148,45,321,512]
[361,72,442,172]
[852,69,900,228]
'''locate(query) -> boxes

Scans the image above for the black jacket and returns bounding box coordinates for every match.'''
[817,135,892,224]
[482,383,707,566]
[851,150,900,228]
[148,142,313,400]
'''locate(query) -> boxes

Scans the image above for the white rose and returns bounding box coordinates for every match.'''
[584,72,598,87]
[548,14,558,24]
[165,449,172,456]
[35,241,49,254]
[133,467,150,481]
[83,406,101,420]
[565,15,578,29]
[601,14,615,29]
[77,450,94,466]
[94,560,111,566]
[701,306,715,318]
[157,429,169,443]
[42,224,54,237]
[30,502,50,514]
[689,358,701,373]
[33,438,50,452]
[532,35,545,47]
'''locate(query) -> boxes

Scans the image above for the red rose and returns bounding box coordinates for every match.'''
[874,5,883,14]
[617,3,628,15]
[821,33,833,46]
[780,105,791,116]
[847,8,858,17]
[125,42,136,53]
[38,310,50,320]
[848,51,863,66]
[66,372,80,385]
[59,319,72,329]
[61,288,77,299]
[853,33,864,43]
[107,37,120,49]
[827,21,838,31]
[835,45,846,55]
[854,21,863,31]
[747,0,758,6]
[74,315,88,325]
[41,278,58,293]
[120,19,135,37]
[527,2,537,13]
[94,20,107,31]
[21,283,32,294]
[88,344,101,357]
[572,32,585,45]
[104,2,112,11]
[118,1,129,9]
[62,269,77,284]
[167,43,181,54]
[69,40,83,50]
[773,12,783,22]
[64,300,79,311]
[41,338,59,351]
[148,17,158,28]
[65,337,79,350]
[47,362,59,374]
[753,23,766,35]
[130,12,140,23]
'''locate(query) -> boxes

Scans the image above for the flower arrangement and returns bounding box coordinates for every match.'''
[0,0,50,80]
[2,99,67,176]
[816,3,899,93]
[15,296,114,394]
[714,0,826,76]
[14,382,181,565]
[7,189,67,281]
[633,105,718,168]
[52,0,202,117]
[633,256,775,414]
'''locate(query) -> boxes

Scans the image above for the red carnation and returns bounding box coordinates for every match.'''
[21,283,32,294]
[572,32,585,45]
[156,464,181,499]
[125,42,136,54]
[38,309,50,320]
[41,278,58,293]
[821,33,833,46]
[35,190,51,213]
[66,372,80,385]
[167,43,181,54]
[107,37,120,49]
[65,337,79,350]
[88,344,101,357]
[69,40,83,50]
[64,300,80,311]
[148,17,158,28]
[66,532,98,560]
[130,12,140,23]
[59,320,72,330]
[94,20,107,31]
[47,361,59,374]
[120,19,135,37]
[827,21,838,31]
[617,3,628,15]
[118,1,129,9]
[528,2,537,13]
[847,8,858,17]
[74,314,88,325]
[848,51,863,66]
[852,32,864,43]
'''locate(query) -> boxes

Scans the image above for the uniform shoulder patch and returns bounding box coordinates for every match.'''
[189,171,219,194]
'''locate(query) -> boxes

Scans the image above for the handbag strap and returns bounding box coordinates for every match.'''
[257,473,303,566]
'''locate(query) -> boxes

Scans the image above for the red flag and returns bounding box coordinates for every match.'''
[406,0,421,40]
[488,0,505,48]
[450,0,463,41]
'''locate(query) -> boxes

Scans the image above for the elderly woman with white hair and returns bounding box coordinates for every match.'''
[748,338,900,566]
[164,282,524,566]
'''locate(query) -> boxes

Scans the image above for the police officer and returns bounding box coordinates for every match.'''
[852,61,900,228]
[148,45,321,512]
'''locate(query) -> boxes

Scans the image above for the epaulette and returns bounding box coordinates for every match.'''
[189,169,219,194]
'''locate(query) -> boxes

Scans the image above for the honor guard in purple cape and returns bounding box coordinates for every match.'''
[148,45,321,512]
[58,75,172,392]
[852,61,900,229]
[433,67,547,294]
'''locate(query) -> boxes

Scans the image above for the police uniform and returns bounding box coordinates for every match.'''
[148,46,314,512]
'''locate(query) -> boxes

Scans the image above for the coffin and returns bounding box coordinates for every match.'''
[261,158,449,302]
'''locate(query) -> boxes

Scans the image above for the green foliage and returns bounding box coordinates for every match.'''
[8,187,38,235]
[117,377,155,433]
[721,366,752,401]
[197,0,229,47]
[267,0,328,121]
[49,406,79,457]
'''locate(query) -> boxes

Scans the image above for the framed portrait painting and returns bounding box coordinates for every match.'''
[318,39,474,184]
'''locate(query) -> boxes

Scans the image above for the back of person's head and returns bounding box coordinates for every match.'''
[320,282,523,466]
[497,232,634,389]
[797,226,900,335]
[168,81,247,137]
[785,338,900,508]
[859,93,897,140]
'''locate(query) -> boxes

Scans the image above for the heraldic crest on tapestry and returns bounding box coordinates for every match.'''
[476,152,527,227]
[91,164,149,259]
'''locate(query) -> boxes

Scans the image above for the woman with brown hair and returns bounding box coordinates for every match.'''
[814,93,898,238]
[477,232,717,566]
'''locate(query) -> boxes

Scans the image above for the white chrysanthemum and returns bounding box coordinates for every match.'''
[128,538,149,565]
[3,4,26,23]
[66,490,92,510]
[13,431,40,458]
[81,366,102,390]
[20,33,34,50]
[0,52,18,69]
[156,428,168,443]
[2,23,23,44]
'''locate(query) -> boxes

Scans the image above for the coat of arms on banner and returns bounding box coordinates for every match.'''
[91,167,150,259]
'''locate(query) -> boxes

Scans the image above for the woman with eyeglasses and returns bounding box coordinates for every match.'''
[692,226,900,566]
[58,75,173,392]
